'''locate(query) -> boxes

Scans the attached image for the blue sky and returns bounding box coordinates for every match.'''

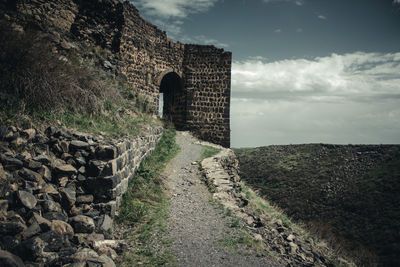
[131,0,400,147]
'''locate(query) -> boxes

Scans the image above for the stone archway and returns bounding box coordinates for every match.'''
[159,72,186,128]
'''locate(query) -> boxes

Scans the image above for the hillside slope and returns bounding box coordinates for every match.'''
[235,144,400,266]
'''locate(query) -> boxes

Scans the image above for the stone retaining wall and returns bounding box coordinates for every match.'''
[0,125,162,266]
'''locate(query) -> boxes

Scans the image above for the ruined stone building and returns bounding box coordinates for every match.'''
[2,0,232,147]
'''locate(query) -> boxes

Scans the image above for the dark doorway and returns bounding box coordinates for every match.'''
[159,72,185,127]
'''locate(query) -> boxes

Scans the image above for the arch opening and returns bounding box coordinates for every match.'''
[159,72,186,127]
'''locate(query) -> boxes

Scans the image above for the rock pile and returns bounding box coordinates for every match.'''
[200,147,350,267]
[0,125,162,266]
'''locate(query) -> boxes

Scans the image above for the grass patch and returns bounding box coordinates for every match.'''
[217,230,257,251]
[117,129,180,266]
[200,145,222,161]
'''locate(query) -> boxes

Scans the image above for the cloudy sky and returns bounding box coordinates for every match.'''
[130,0,400,147]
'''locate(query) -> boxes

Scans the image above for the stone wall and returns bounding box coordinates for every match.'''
[183,45,232,147]
[0,125,162,265]
[2,0,232,147]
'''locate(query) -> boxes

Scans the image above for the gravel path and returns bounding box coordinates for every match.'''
[162,131,278,267]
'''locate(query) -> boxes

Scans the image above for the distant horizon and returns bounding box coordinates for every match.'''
[130,0,400,147]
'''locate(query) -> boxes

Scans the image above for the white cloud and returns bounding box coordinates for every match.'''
[231,52,400,146]
[274,29,282,33]
[393,0,400,4]
[232,52,400,103]
[263,0,304,6]
[296,28,303,33]
[130,0,218,39]
[181,35,229,48]
[318,15,327,20]
[131,0,218,18]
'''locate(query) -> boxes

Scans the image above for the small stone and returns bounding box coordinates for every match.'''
[21,128,36,140]
[287,234,295,242]
[17,190,37,209]
[191,161,198,165]
[288,241,299,254]
[76,194,94,204]
[253,233,263,242]
[70,215,95,233]
[99,214,113,232]
[40,184,59,196]
[78,166,85,174]
[58,176,69,187]
[45,126,57,137]
[60,140,69,153]
[39,165,52,181]
[76,157,86,166]
[60,187,76,209]
[0,249,25,267]
[10,137,27,148]
[34,154,52,165]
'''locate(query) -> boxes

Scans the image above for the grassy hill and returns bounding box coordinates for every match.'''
[234,144,400,266]
[0,21,158,136]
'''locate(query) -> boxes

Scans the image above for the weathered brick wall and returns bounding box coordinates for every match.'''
[119,2,185,108]
[3,0,232,147]
[183,45,232,147]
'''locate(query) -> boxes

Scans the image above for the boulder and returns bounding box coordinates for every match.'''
[0,155,23,171]
[23,159,42,170]
[51,220,74,237]
[42,199,61,212]
[21,222,41,240]
[43,211,68,222]
[29,213,52,231]
[40,230,68,252]
[17,236,46,261]
[70,140,89,151]
[0,249,25,267]
[17,190,37,209]
[55,164,77,175]
[33,154,52,165]
[70,215,95,233]
[0,221,26,235]
[19,168,44,184]
[60,187,76,209]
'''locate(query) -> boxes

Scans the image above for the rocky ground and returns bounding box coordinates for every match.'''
[163,132,279,267]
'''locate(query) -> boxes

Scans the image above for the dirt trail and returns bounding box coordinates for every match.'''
[162,131,278,267]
